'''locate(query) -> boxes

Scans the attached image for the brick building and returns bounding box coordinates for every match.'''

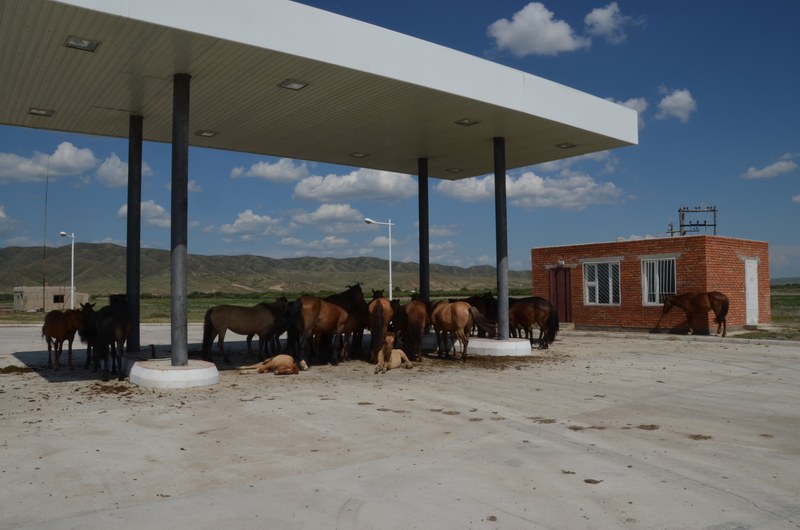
[531,235,770,333]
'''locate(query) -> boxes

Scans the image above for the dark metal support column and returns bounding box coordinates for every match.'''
[170,73,190,366]
[126,114,143,353]
[417,157,430,302]
[493,137,509,340]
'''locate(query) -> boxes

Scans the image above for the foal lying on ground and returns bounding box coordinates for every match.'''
[238,354,299,375]
[375,334,413,374]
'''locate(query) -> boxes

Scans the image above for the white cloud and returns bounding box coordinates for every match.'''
[435,175,495,202]
[293,168,416,202]
[793,195,800,204]
[188,180,203,193]
[741,154,798,179]
[95,153,154,188]
[509,169,622,210]
[219,209,281,238]
[230,158,309,182]
[436,170,623,210]
[656,88,697,123]
[279,235,348,249]
[0,142,97,183]
[0,204,19,235]
[429,224,459,237]
[292,203,363,225]
[488,2,590,56]
[118,200,171,228]
[585,2,637,44]
[608,96,648,128]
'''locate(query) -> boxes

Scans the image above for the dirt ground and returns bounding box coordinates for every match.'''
[1,325,799,529]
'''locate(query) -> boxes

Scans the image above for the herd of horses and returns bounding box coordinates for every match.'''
[40,285,729,380]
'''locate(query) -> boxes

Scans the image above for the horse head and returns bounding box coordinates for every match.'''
[346,283,366,305]
[372,289,384,300]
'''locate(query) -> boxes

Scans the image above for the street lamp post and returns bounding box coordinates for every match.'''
[364,217,393,300]
[59,231,76,309]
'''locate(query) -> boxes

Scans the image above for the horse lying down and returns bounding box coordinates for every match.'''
[237,354,299,375]
[375,334,413,374]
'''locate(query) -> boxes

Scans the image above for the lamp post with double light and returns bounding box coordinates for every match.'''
[364,217,393,300]
[59,231,76,309]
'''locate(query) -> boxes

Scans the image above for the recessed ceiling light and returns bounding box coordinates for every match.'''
[195,130,218,138]
[64,35,100,52]
[28,107,54,117]
[278,79,309,91]
[454,118,480,127]
[349,152,369,158]
[555,142,577,149]
[446,167,463,173]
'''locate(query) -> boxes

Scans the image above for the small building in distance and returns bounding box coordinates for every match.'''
[531,235,770,333]
[13,286,90,313]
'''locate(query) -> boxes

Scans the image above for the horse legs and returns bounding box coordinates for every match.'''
[46,338,54,369]
[66,336,75,370]
[456,329,469,362]
[216,330,232,364]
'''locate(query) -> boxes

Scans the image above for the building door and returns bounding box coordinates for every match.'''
[549,267,572,323]
[745,259,759,325]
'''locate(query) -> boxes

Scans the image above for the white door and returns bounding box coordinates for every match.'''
[745,259,759,325]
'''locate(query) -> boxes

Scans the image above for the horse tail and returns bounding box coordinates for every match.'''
[545,303,559,345]
[201,308,215,359]
[469,306,496,338]
[371,302,385,360]
[716,295,729,324]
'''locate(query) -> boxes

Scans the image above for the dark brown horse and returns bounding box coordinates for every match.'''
[430,300,495,361]
[508,296,559,349]
[368,290,393,364]
[658,291,729,336]
[86,294,131,381]
[42,308,88,370]
[403,296,429,362]
[202,299,284,364]
[290,283,366,368]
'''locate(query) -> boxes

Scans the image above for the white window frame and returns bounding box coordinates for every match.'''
[640,255,677,306]
[582,260,621,306]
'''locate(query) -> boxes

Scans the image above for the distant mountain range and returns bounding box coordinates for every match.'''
[0,243,532,296]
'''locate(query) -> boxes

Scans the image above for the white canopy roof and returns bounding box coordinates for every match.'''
[0,0,638,178]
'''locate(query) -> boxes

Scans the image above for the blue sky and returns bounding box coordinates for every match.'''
[1,1,798,278]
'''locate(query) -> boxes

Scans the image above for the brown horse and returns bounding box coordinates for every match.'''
[290,284,366,368]
[508,296,559,349]
[202,300,283,364]
[237,354,299,375]
[247,296,289,358]
[87,294,131,381]
[42,308,88,370]
[658,291,729,336]
[403,296,429,362]
[430,300,495,361]
[368,290,393,364]
[374,333,413,374]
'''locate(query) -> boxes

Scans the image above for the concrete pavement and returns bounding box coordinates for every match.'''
[1,323,799,529]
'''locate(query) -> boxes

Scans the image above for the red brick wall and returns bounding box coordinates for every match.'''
[531,235,770,332]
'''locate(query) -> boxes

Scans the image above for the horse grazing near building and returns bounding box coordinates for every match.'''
[374,333,413,374]
[658,291,729,336]
[508,296,559,349]
[430,300,495,362]
[42,308,88,370]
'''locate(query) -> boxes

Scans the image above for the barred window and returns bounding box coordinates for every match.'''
[583,262,620,305]
[53,294,65,304]
[641,257,676,305]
